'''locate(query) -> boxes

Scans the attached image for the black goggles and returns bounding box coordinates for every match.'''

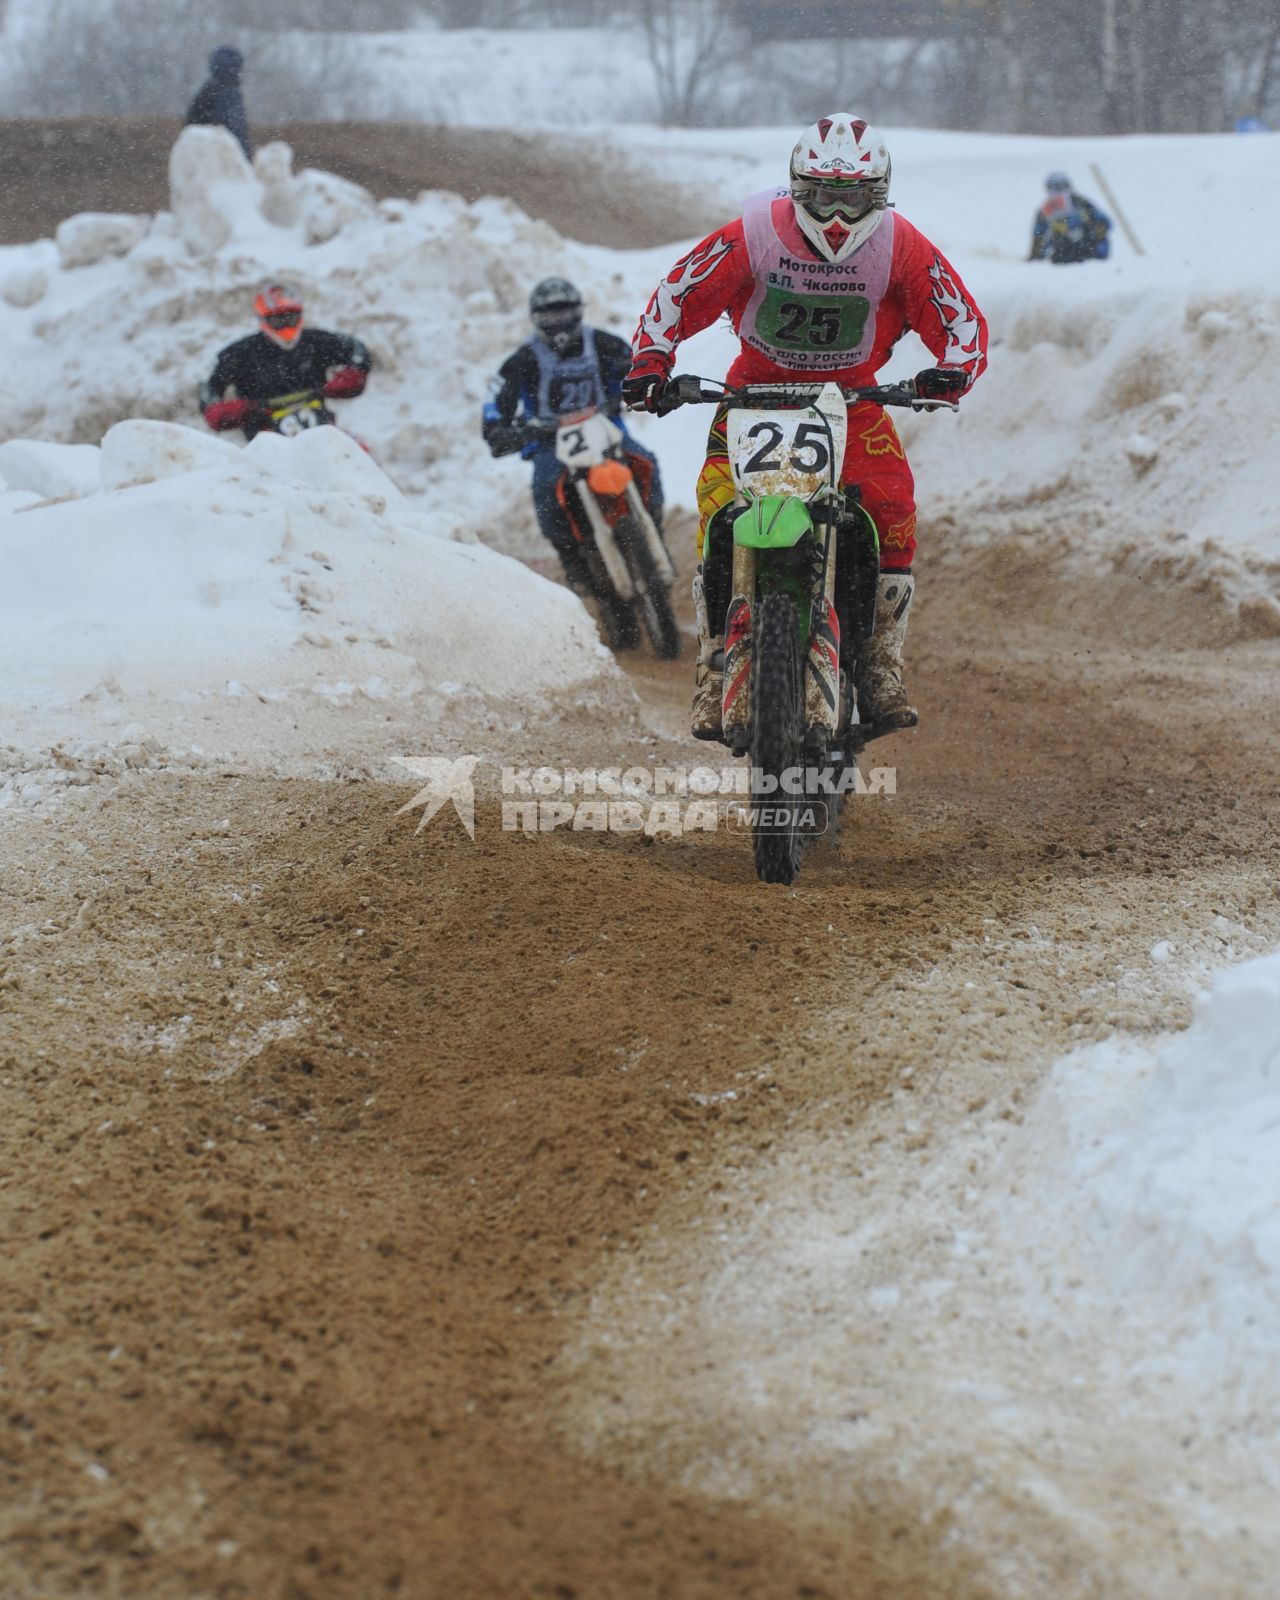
[534,306,581,333]
[793,179,877,222]
[264,311,302,330]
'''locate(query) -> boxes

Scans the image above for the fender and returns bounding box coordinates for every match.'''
[733,493,814,549]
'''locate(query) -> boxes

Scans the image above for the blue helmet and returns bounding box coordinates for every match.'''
[1046,171,1071,192]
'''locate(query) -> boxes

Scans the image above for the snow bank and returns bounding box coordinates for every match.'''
[0,420,617,775]
[54,212,150,270]
[0,437,100,499]
[899,280,1280,624]
[672,125,1280,605]
[0,132,647,554]
[567,946,1280,1596]
[991,948,1280,1405]
[168,125,262,257]
[10,114,1272,614]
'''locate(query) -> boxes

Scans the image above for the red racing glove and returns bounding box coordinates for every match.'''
[622,355,671,414]
[204,397,253,432]
[324,366,367,400]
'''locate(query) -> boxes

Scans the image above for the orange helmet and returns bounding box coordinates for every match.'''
[255,283,304,348]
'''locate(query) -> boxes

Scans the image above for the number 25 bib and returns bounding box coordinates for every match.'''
[740,190,896,373]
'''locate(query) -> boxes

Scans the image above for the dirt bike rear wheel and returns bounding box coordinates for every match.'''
[617,516,681,660]
[749,592,804,885]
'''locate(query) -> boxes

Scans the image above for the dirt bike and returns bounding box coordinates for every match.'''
[550,408,681,659]
[656,373,955,885]
[261,390,334,436]
[254,389,377,462]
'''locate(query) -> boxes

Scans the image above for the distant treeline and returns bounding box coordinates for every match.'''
[0,0,1273,134]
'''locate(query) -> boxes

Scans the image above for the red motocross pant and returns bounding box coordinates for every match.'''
[695,401,918,571]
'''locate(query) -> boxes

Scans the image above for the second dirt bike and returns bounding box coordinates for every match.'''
[261,390,334,436]
[657,373,954,885]
[551,408,681,659]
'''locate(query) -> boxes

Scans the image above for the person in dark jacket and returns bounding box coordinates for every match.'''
[186,45,251,160]
[200,285,372,440]
[1028,172,1111,264]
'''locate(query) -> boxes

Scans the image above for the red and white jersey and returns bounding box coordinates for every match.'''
[633,192,988,390]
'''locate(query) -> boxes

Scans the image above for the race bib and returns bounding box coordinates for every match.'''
[754,286,871,354]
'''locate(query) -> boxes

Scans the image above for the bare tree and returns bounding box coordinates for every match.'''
[0,0,231,116]
[639,0,745,126]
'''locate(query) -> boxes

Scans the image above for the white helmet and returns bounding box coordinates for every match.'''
[790,114,892,263]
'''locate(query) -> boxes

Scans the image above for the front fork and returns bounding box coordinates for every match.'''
[721,542,756,757]
[576,478,676,601]
[804,520,841,751]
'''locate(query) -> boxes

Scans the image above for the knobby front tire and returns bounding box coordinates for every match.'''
[749,592,804,885]
[617,516,681,661]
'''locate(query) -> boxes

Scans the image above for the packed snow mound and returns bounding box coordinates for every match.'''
[565,943,1280,1594]
[0,420,616,742]
[55,212,150,270]
[992,947,1280,1396]
[0,134,645,557]
[0,437,100,498]
[168,125,262,257]
[900,282,1280,623]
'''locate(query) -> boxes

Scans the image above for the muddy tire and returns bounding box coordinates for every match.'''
[598,592,641,651]
[750,592,805,885]
[617,516,681,660]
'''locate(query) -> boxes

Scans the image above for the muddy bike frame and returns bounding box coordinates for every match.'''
[656,373,955,757]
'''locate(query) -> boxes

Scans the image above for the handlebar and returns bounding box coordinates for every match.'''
[266,389,325,411]
[652,374,958,416]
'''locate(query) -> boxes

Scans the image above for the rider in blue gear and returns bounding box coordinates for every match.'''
[483,278,664,593]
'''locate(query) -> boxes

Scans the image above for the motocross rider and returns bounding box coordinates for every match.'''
[201,284,372,440]
[624,115,988,740]
[1028,171,1112,264]
[483,277,664,596]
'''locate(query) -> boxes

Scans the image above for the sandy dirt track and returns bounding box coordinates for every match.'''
[4,541,1279,1599]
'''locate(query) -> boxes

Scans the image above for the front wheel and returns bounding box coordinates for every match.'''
[598,592,640,652]
[750,592,804,885]
[617,515,681,660]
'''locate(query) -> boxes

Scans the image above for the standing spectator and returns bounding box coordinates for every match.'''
[186,46,251,161]
[1029,172,1111,264]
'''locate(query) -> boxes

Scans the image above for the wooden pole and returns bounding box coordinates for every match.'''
[1088,161,1146,257]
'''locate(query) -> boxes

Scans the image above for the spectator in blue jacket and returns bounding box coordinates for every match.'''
[186,46,251,160]
[1029,172,1111,264]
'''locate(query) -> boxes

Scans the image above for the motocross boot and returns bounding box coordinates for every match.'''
[690,562,724,741]
[854,571,919,730]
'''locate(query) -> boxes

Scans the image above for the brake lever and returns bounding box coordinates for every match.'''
[663,373,723,412]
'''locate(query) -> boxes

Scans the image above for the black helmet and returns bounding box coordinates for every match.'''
[209,45,244,81]
[530,277,583,354]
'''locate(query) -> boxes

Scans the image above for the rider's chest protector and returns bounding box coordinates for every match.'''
[740,192,896,374]
[526,328,608,419]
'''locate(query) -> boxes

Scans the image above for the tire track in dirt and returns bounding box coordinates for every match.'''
[4,548,1278,1599]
